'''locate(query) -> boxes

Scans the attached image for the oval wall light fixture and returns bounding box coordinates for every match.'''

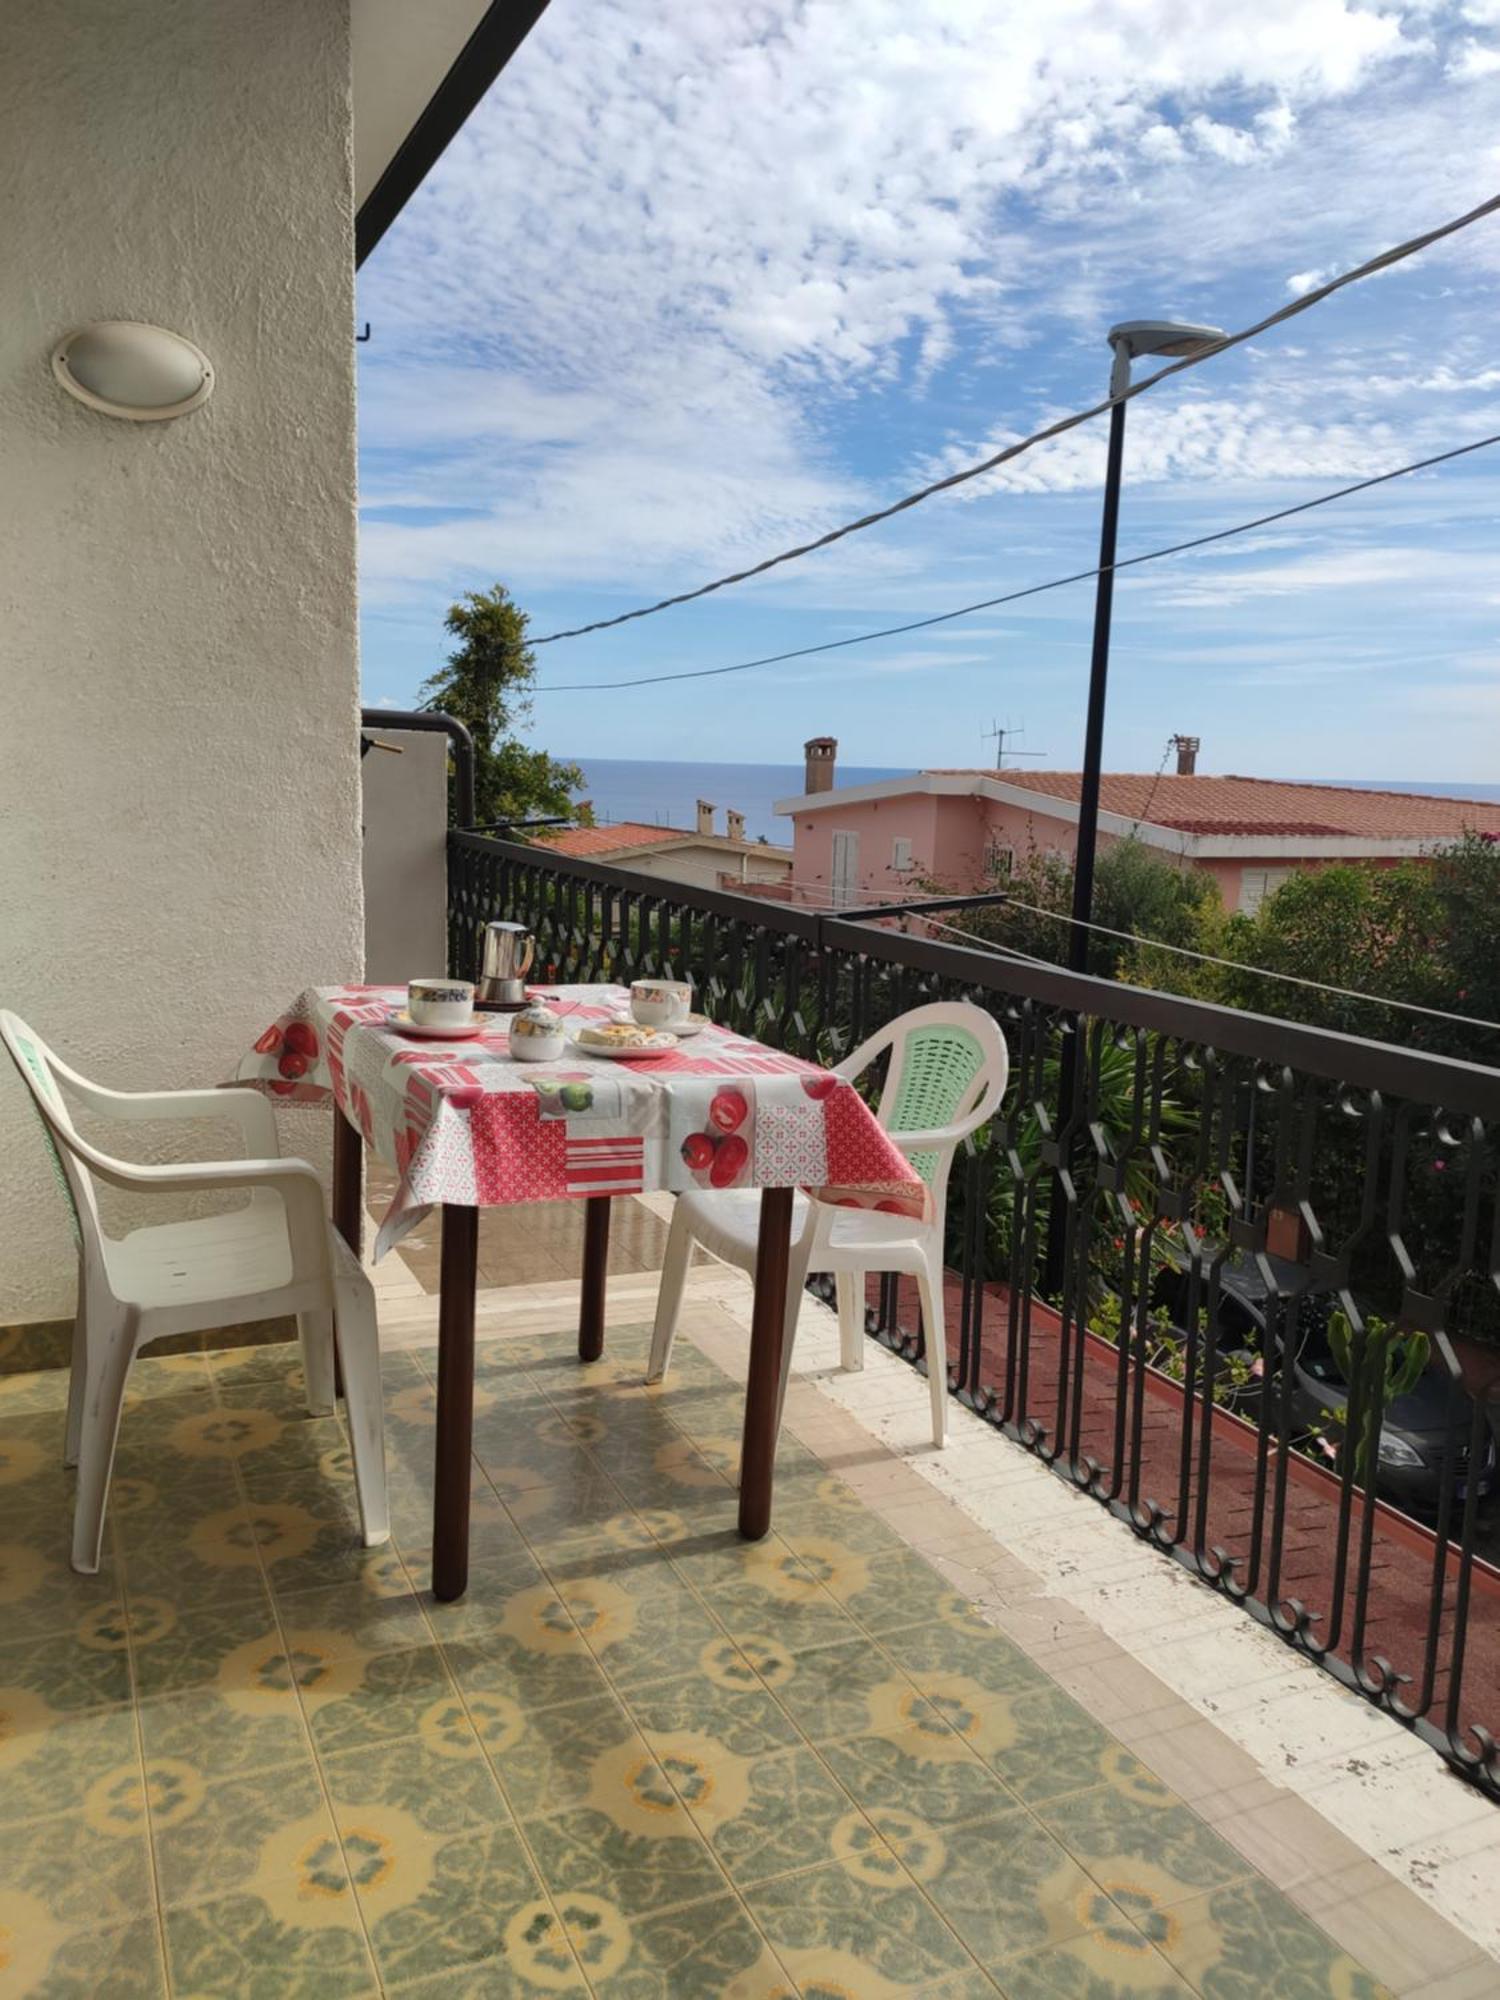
[51,321,214,421]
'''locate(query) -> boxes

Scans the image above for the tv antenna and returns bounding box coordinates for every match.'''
[982,719,1046,769]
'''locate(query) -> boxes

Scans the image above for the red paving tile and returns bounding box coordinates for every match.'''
[865,1269,1500,1750]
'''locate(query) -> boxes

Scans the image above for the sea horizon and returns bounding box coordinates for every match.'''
[564,754,1500,846]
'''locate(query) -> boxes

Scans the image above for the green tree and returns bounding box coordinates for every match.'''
[1426,831,1500,1067]
[941,835,1222,981]
[1209,862,1447,1044]
[419,584,587,827]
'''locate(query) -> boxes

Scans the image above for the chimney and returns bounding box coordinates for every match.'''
[1172,734,1200,777]
[695,798,715,837]
[804,736,837,794]
[726,809,745,842]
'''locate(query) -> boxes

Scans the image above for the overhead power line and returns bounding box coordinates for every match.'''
[530,190,1500,648]
[534,429,1500,693]
[983,897,1500,1038]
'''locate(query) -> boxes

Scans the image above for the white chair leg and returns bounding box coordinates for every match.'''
[332,1274,389,1547]
[772,1246,814,1437]
[64,1303,89,1470]
[916,1259,948,1448]
[647,1203,694,1384]
[835,1273,865,1372]
[297,1308,337,1417]
[71,1304,140,1575]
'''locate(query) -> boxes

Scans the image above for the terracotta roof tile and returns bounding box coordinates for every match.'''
[532,822,680,857]
[922,770,1500,840]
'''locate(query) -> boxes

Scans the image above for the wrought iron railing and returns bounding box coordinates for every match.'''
[450,828,1500,1796]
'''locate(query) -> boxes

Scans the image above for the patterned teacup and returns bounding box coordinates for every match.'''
[630,978,693,1029]
[408,979,474,1029]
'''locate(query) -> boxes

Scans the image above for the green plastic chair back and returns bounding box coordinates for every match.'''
[882,1022,988,1185]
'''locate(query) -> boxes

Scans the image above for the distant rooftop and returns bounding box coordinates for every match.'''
[921,770,1500,840]
[534,820,789,858]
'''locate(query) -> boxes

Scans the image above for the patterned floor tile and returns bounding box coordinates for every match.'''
[129,1590,283,1700]
[478,1688,644,1821]
[701,1557,868,1656]
[0,1913,170,1999]
[390,1956,585,1999]
[163,1889,379,1998]
[921,1970,1007,1999]
[0,1695,139,1826]
[322,1732,549,1985]
[771,1634,921,1745]
[266,1560,433,1650]
[303,1642,462,1758]
[0,1618,136,1712]
[139,1684,309,1786]
[1033,1765,1251,1910]
[982,1685,1129,1805]
[1151,1878,1394,1998]
[998,1928,1195,1999]
[877,1614,1045,1700]
[746,1859,975,1990]
[525,1796,727,1920]
[821,1713,1019,1830]
[627,1647,801,1758]
[587,1892,786,1998]
[919,1810,1100,1966]
[0,1794,156,1930]
[437,1578,640,1711]
[0,1409,72,1518]
[0,1320,1397,2000]
[836,1551,987,1640]
[687,1742,859,1888]
[0,1364,70,1416]
[0,1529,126,1640]
[152,1757,330,1909]
[568,1560,728,1693]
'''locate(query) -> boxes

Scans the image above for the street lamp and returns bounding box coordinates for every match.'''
[1067,318,1226,974]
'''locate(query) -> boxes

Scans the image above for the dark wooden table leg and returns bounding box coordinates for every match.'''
[331,1110,363,1257]
[578,1196,611,1363]
[432,1203,479,1602]
[738,1186,795,1541]
[330,1113,362,1396]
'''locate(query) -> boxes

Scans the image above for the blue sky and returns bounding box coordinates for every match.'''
[356,0,1500,782]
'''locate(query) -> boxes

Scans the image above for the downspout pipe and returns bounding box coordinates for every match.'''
[360,708,476,829]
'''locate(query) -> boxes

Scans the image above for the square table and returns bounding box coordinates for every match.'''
[240,984,925,1599]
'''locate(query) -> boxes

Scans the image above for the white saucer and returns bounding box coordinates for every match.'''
[572,1032,677,1060]
[387,1012,484,1041]
[610,1011,708,1038]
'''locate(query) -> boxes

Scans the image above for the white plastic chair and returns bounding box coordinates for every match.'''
[1,1011,388,1573]
[648,1001,1008,1447]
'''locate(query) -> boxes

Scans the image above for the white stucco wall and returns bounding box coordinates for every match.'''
[0,0,362,1321]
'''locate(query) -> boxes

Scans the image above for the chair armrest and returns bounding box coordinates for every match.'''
[83,1151,331,1277]
[891,1122,974,1154]
[52,1059,281,1156]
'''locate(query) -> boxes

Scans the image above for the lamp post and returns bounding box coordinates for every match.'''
[1042,318,1227,1302]
[1066,318,1226,974]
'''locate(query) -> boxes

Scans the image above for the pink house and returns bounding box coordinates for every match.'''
[777,741,1500,915]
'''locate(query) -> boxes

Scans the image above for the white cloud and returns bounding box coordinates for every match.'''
[360,0,1455,602]
[1448,34,1500,71]
[912,394,1403,498]
[1142,542,1500,606]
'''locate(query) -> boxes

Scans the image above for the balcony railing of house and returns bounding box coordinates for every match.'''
[450,828,1500,1798]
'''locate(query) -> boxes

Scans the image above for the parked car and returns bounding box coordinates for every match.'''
[1152,1251,1496,1517]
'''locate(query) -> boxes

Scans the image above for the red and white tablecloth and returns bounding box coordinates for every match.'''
[237,985,925,1257]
